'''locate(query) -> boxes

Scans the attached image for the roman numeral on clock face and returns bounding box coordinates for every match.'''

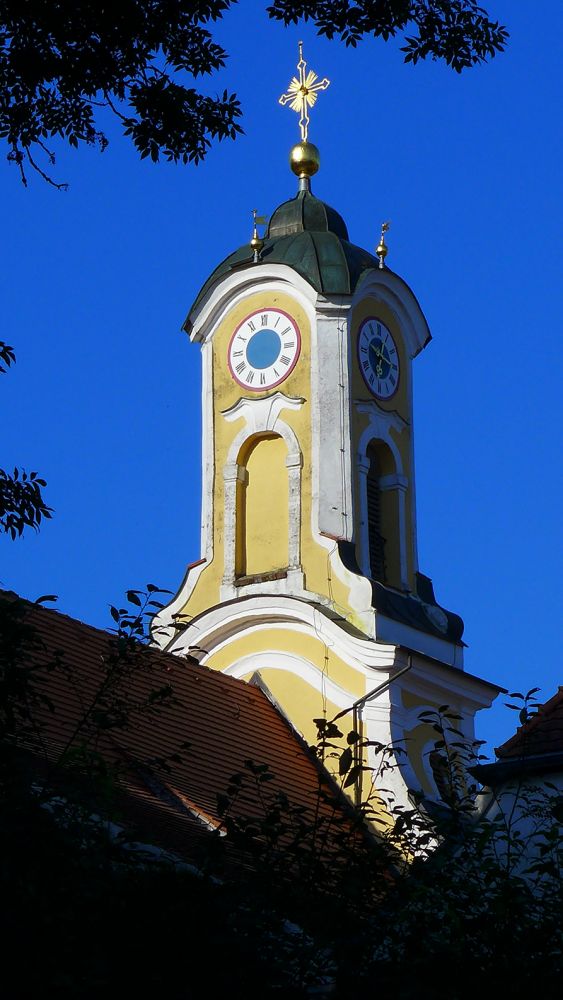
[357,317,400,399]
[229,308,301,391]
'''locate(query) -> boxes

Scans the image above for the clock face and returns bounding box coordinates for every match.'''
[357,318,400,399]
[227,308,301,391]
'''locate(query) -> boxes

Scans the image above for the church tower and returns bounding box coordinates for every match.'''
[153,47,500,808]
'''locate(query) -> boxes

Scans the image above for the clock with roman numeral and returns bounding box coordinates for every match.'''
[357,318,400,400]
[228,308,301,391]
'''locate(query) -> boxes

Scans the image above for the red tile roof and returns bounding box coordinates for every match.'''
[496,687,563,760]
[2,593,358,868]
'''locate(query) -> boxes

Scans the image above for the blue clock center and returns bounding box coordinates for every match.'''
[246,329,281,369]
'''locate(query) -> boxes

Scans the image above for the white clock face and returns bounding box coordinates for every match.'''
[228,308,301,391]
[358,318,400,399]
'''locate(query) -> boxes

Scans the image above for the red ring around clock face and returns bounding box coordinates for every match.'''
[357,317,400,399]
[227,307,301,391]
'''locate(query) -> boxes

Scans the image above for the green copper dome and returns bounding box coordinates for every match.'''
[187,189,381,320]
[268,189,349,240]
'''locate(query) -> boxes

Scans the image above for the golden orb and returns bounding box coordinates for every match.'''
[289,141,320,179]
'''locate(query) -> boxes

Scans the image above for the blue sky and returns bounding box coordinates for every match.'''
[2,1,561,754]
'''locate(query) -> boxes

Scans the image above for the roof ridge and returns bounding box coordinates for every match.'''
[496,686,563,758]
[0,588,135,646]
[0,589,278,699]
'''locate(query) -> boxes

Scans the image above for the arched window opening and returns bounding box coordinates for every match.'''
[235,433,289,581]
[365,440,401,588]
[366,445,386,582]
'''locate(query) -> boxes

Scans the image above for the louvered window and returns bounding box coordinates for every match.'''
[367,451,387,582]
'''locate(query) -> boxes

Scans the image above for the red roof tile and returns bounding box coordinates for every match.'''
[496,687,563,760]
[2,593,358,866]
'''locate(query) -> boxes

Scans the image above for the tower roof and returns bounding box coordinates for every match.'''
[268,188,349,240]
[188,189,381,320]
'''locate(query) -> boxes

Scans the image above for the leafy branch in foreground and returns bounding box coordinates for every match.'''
[0,468,52,539]
[0,586,561,994]
[211,698,563,994]
[1,341,52,538]
[269,0,509,71]
[57,584,175,754]
[0,593,61,748]
[1,1,507,187]
[0,0,242,188]
[0,341,16,373]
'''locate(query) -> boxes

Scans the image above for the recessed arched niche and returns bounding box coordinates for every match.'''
[235,433,289,580]
[365,439,401,588]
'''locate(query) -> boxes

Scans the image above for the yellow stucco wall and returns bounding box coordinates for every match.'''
[350,298,411,421]
[242,434,289,575]
[177,288,360,623]
[208,627,365,702]
[349,297,415,589]
[204,625,372,790]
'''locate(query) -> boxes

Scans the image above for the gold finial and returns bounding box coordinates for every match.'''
[289,141,320,181]
[279,41,330,143]
[250,208,266,262]
[376,221,390,269]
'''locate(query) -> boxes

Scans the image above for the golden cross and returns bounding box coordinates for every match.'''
[279,41,330,143]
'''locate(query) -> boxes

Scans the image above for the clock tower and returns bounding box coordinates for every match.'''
[152,48,500,809]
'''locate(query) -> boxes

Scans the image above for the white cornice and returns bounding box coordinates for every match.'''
[187,266,319,344]
[375,612,465,668]
[166,595,397,675]
[403,650,501,710]
[353,269,431,358]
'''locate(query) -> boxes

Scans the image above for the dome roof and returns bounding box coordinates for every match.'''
[268,189,349,240]
[188,189,381,319]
